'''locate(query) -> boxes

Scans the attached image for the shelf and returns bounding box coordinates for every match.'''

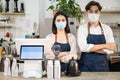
[111,26,120,29]
[102,10,120,13]
[0,23,13,27]
[0,12,25,15]
[82,10,120,13]
[0,26,12,28]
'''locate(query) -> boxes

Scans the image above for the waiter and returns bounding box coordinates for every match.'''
[78,1,116,72]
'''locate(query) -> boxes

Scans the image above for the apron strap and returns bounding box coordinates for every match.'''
[55,34,57,42]
[88,23,91,34]
[65,33,69,43]
[99,22,104,34]
[55,33,69,43]
[88,22,104,34]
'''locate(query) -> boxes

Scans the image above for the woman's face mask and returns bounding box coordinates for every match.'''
[88,13,100,22]
[55,15,67,30]
[56,22,66,30]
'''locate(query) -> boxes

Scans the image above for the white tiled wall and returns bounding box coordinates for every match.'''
[0,15,25,38]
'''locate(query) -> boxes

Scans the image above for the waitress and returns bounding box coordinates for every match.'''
[78,1,116,72]
[45,11,77,71]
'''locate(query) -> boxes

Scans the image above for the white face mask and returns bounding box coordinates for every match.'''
[88,14,100,22]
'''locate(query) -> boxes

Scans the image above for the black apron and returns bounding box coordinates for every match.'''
[53,33,71,71]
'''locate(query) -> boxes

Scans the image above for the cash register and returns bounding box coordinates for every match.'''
[15,39,47,78]
[20,45,44,78]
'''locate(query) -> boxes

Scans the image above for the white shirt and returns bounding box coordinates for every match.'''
[77,23,115,54]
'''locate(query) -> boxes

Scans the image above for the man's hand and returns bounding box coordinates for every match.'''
[105,43,116,51]
[95,50,106,54]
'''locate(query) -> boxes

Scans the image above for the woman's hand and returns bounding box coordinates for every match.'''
[57,52,69,58]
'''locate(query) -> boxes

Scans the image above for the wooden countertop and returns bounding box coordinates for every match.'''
[0,72,120,80]
[109,54,120,63]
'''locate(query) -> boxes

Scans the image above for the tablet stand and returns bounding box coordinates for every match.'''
[23,60,42,78]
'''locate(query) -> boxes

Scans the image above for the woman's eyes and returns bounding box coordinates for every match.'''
[62,19,65,22]
[57,20,60,22]
[57,19,65,22]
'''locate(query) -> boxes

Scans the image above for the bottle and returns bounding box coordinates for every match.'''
[54,60,61,79]
[14,0,18,12]
[5,0,10,12]
[11,58,18,77]
[47,60,53,79]
[3,58,9,76]
[31,33,35,38]
[2,0,6,12]
[20,3,24,12]
[9,0,14,13]
[0,46,2,63]
[0,44,2,57]
[3,58,11,76]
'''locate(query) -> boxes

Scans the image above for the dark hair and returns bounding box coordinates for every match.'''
[85,1,102,11]
[52,11,70,34]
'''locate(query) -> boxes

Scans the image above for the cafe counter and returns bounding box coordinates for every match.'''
[0,72,120,80]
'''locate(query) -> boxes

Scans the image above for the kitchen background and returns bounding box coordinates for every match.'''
[0,0,120,51]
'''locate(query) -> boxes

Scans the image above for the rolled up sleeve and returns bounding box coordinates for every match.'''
[45,34,55,59]
[77,25,94,52]
[103,25,115,54]
[104,25,115,43]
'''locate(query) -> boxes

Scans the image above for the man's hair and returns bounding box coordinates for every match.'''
[85,1,102,11]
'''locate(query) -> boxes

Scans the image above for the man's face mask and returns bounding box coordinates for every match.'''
[88,13,100,22]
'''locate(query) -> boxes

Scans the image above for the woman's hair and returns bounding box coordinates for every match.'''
[85,1,102,11]
[52,11,70,34]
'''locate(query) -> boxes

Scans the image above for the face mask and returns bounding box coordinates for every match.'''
[88,14,100,22]
[56,22,66,30]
